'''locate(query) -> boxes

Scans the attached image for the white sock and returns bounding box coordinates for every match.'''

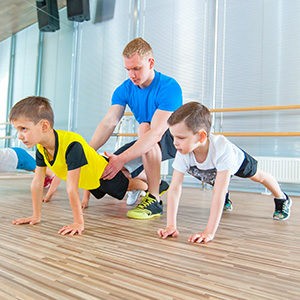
[279,192,287,200]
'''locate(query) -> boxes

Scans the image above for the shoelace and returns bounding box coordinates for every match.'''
[282,200,290,212]
[136,196,156,209]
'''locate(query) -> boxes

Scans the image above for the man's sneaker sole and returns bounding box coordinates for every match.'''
[126,210,162,219]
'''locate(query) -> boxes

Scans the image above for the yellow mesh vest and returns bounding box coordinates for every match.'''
[37,130,107,190]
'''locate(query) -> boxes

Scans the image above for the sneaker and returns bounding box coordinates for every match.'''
[126,190,146,206]
[273,193,292,221]
[159,180,169,196]
[126,180,168,206]
[223,192,233,211]
[43,176,54,189]
[127,193,163,219]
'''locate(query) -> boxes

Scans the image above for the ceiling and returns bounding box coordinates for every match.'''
[0,0,66,43]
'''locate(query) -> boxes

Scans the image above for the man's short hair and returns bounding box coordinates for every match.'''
[122,37,153,58]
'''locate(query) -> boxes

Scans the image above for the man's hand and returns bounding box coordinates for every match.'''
[101,152,125,180]
[12,216,41,225]
[157,225,179,239]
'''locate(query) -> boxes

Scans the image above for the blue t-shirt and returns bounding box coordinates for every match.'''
[112,70,182,123]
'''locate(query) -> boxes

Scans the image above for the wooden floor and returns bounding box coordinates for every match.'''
[0,176,299,300]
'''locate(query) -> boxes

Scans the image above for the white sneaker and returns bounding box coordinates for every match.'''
[126,190,146,206]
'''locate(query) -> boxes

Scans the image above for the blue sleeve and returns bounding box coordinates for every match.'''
[156,78,182,112]
[111,82,128,107]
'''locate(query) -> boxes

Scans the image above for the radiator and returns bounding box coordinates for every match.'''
[255,156,300,184]
[161,160,169,177]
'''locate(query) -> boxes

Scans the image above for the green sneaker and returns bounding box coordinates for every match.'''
[273,193,292,221]
[223,192,233,211]
[127,193,163,219]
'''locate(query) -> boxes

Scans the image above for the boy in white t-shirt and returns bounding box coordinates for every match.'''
[158,102,292,244]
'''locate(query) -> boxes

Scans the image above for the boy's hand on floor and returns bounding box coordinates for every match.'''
[58,223,84,236]
[12,216,41,225]
[188,231,214,244]
[157,225,179,239]
[81,198,89,209]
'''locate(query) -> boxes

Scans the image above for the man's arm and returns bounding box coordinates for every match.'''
[89,104,125,150]
[103,109,172,179]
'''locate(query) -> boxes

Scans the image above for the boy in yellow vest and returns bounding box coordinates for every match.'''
[9,96,147,236]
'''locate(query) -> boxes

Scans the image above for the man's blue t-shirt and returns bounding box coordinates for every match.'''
[112,70,182,123]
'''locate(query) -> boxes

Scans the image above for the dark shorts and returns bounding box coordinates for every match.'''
[114,129,176,178]
[89,156,129,200]
[234,150,258,178]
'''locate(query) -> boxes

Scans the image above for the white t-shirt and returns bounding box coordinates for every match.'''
[0,148,18,172]
[172,134,245,186]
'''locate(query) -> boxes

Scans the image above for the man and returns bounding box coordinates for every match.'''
[90,37,182,219]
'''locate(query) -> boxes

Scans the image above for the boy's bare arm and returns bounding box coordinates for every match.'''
[13,166,46,225]
[43,175,61,202]
[188,170,231,244]
[58,168,84,236]
[81,190,91,209]
[158,170,184,239]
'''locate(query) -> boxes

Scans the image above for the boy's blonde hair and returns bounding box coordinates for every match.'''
[168,101,212,134]
[122,37,153,58]
[9,96,54,127]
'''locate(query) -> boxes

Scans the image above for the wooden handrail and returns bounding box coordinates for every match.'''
[4,105,298,140]
[210,104,300,113]
[116,104,300,138]
[123,104,300,116]
[215,132,300,137]
[112,133,137,137]
[112,132,300,137]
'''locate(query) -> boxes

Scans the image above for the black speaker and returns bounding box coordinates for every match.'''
[67,0,90,22]
[36,0,60,32]
[92,0,115,23]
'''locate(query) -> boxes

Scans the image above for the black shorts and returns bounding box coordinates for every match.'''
[89,157,129,200]
[114,129,176,178]
[234,150,258,178]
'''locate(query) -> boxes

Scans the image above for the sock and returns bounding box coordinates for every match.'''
[279,192,287,200]
[148,193,158,201]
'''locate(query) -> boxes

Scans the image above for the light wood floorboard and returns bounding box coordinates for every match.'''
[0,176,299,300]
